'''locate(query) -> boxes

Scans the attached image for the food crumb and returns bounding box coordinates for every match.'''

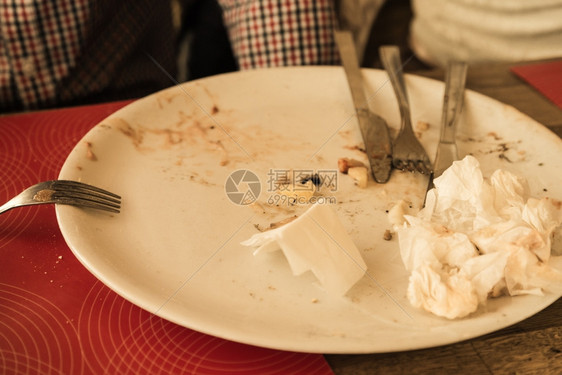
[338,158,349,174]
[498,153,513,162]
[269,215,298,230]
[416,120,430,132]
[487,131,502,140]
[33,189,54,202]
[348,166,368,188]
[383,230,393,241]
[337,158,365,174]
[85,142,97,161]
[311,298,319,303]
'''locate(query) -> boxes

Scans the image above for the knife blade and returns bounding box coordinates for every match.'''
[432,61,468,180]
[334,30,392,183]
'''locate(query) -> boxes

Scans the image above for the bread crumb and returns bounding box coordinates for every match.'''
[416,120,430,132]
[337,158,365,174]
[383,230,393,241]
[348,166,368,188]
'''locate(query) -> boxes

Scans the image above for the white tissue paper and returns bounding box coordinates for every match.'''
[241,203,367,296]
[392,155,562,319]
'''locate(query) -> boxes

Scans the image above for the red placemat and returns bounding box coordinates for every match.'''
[0,102,334,375]
[511,60,562,109]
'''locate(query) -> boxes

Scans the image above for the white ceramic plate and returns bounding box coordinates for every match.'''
[57,67,562,353]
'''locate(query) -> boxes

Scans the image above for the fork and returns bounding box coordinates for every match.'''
[0,180,121,214]
[379,46,432,174]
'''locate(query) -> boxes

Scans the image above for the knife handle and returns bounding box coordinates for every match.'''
[440,61,468,144]
[334,30,370,112]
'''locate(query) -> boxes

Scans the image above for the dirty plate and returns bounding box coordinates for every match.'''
[57,67,562,353]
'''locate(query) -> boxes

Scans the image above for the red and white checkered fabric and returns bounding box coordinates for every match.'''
[1,0,340,111]
[0,0,89,109]
[218,0,340,69]
[0,0,175,111]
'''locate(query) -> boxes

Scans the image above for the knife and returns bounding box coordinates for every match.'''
[334,30,393,183]
[432,61,468,179]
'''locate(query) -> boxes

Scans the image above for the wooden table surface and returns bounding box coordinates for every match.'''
[324,60,562,375]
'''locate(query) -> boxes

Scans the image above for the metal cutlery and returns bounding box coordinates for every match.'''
[335,30,393,183]
[0,180,121,214]
[423,60,468,205]
[379,45,432,175]
[433,61,469,179]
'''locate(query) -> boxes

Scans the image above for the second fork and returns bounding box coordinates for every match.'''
[379,46,432,174]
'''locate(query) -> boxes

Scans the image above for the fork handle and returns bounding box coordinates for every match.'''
[440,61,468,144]
[379,46,411,125]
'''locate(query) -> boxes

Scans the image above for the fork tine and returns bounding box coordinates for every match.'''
[54,196,121,213]
[53,189,121,207]
[392,158,432,174]
[407,160,418,172]
[415,160,432,175]
[54,186,121,205]
[53,180,121,199]
[52,180,121,213]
